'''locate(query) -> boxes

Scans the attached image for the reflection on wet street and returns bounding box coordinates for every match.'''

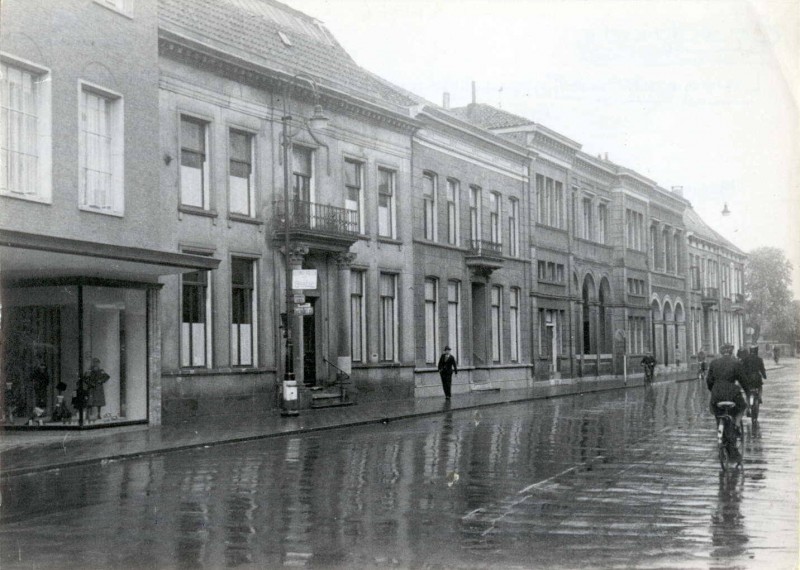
[2,364,797,569]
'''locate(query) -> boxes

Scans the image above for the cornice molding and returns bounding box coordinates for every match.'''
[158,29,422,135]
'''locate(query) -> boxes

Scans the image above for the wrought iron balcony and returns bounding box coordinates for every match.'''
[701,287,719,306]
[467,239,502,256]
[465,239,504,277]
[273,199,359,250]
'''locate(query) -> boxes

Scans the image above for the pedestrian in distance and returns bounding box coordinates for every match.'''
[437,346,458,399]
[640,353,656,383]
[742,346,766,404]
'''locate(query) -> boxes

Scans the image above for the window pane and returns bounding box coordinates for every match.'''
[293,146,311,177]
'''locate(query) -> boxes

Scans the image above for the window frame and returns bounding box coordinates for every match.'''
[424,278,438,364]
[344,158,364,233]
[377,167,396,239]
[509,197,519,256]
[0,55,52,203]
[422,171,437,241]
[489,191,501,245]
[78,81,124,216]
[510,287,520,362]
[491,285,502,363]
[230,257,258,367]
[180,254,214,369]
[179,114,211,210]
[228,127,256,217]
[446,178,460,246]
[350,270,366,363]
[379,272,398,362]
[447,280,461,361]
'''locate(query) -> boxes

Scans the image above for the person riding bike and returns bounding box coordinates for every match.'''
[640,354,656,382]
[742,346,766,405]
[706,343,748,440]
[697,349,708,380]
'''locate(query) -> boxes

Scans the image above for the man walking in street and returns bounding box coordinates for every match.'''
[437,346,458,400]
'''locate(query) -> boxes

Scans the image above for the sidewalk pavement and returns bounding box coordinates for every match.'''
[1,365,782,478]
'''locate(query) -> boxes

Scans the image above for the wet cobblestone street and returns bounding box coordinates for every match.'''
[1,363,797,569]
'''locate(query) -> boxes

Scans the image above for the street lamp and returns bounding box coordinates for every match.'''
[280,73,328,417]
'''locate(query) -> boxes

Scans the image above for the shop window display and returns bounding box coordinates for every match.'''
[1,284,148,429]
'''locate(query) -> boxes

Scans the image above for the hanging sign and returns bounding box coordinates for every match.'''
[292,269,317,290]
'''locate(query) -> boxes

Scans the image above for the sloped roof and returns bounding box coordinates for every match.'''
[448,103,535,129]
[684,207,743,254]
[159,0,418,109]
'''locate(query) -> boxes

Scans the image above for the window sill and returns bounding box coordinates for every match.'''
[179,205,218,219]
[1,191,52,205]
[537,279,566,286]
[575,237,612,249]
[79,205,124,217]
[377,236,402,246]
[228,213,264,226]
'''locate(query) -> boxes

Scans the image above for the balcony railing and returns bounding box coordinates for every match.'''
[467,239,502,256]
[274,199,359,237]
[701,287,719,306]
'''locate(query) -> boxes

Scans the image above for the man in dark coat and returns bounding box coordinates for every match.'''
[742,346,766,403]
[706,343,748,424]
[437,346,458,399]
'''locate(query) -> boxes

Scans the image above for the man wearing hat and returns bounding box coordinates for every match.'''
[706,343,748,428]
[437,346,458,399]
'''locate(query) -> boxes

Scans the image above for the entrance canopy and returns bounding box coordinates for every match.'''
[0,230,220,283]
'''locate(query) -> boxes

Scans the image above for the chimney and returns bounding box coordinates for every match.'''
[604,152,609,161]
[471,81,476,105]
[443,92,450,109]
[671,185,684,196]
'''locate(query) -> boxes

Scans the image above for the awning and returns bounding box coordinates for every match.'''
[0,229,220,284]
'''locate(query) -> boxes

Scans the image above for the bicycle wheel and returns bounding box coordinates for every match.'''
[718,443,729,471]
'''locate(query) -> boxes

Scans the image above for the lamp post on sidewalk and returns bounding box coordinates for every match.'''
[280,73,328,417]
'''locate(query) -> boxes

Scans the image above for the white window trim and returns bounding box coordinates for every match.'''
[423,172,438,241]
[344,158,365,233]
[78,80,124,216]
[180,260,214,369]
[0,53,52,204]
[351,270,366,362]
[379,272,399,362]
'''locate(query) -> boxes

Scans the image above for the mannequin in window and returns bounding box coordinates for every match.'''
[82,358,110,421]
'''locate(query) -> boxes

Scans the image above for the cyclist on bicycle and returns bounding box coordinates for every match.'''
[697,349,707,380]
[641,353,656,382]
[707,343,748,429]
[742,346,766,405]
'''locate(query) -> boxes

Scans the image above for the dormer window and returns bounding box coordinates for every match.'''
[278,31,293,46]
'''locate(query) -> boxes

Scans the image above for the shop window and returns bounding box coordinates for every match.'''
[1,285,148,428]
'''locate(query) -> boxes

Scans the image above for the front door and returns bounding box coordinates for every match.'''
[302,298,317,385]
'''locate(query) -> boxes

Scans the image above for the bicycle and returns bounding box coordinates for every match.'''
[715,401,744,471]
[747,387,761,425]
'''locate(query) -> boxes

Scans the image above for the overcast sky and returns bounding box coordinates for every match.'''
[286,0,799,295]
